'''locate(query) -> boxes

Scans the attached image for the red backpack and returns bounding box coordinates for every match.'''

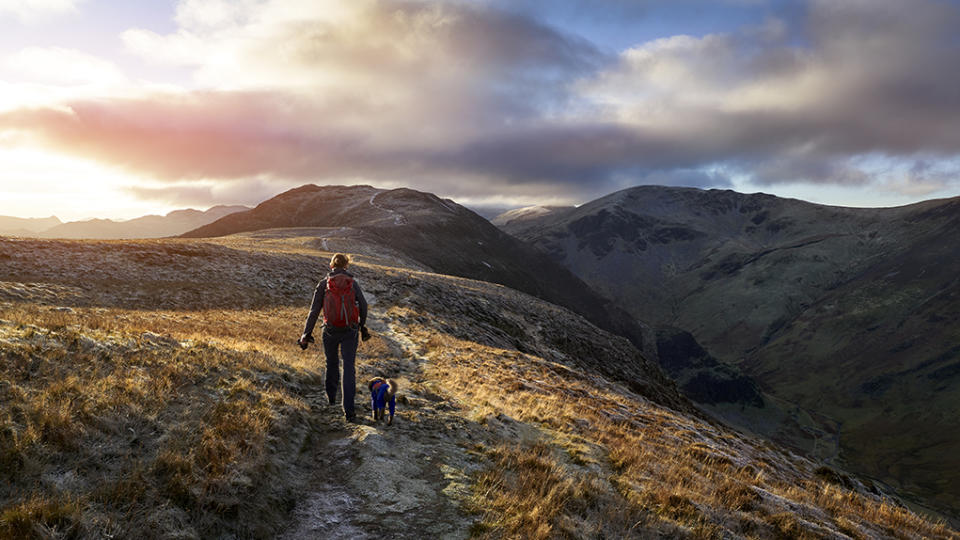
[323,273,360,328]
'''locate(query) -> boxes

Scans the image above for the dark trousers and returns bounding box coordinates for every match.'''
[322,327,359,417]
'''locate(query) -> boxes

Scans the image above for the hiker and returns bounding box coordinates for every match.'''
[299,253,370,422]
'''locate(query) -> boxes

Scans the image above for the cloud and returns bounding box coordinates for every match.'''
[580,0,960,186]
[0,0,82,21]
[3,0,960,207]
[877,158,960,198]
[635,169,733,189]
[125,178,288,207]
[4,1,615,199]
[747,154,871,186]
[0,92,368,180]
[124,1,604,91]
[4,47,128,86]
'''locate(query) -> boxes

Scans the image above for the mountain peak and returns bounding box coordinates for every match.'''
[181,184,651,351]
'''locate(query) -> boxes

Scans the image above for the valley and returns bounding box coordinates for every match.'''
[496,185,960,521]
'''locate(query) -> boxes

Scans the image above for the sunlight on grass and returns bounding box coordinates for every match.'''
[416,332,954,539]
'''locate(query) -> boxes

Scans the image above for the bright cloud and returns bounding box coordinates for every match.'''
[4,47,128,86]
[0,0,81,21]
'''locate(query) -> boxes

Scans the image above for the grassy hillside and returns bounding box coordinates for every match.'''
[497,186,960,520]
[0,232,955,538]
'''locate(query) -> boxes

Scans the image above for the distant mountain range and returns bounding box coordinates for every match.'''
[0,215,62,237]
[0,206,248,239]
[495,185,960,520]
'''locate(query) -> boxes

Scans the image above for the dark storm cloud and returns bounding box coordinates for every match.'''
[484,0,654,21]
[579,0,960,187]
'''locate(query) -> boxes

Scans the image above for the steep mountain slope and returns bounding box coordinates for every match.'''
[497,185,960,519]
[39,205,249,239]
[182,185,653,355]
[1,232,953,538]
[0,215,61,237]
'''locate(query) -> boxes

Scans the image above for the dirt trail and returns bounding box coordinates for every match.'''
[369,192,408,226]
[280,317,482,539]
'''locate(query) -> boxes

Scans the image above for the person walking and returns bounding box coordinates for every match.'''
[299,253,370,422]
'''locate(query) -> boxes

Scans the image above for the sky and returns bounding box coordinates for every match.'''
[1,0,960,220]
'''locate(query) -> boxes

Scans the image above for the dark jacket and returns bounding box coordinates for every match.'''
[302,268,368,337]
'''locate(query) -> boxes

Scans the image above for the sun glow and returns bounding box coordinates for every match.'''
[0,146,177,220]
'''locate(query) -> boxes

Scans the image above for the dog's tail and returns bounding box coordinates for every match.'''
[386,378,398,398]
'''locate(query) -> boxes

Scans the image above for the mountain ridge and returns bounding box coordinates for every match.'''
[0,215,62,237]
[181,184,657,357]
[39,205,250,239]
[495,184,960,520]
[0,206,250,239]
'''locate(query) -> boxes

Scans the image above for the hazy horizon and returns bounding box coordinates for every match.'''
[5,181,960,223]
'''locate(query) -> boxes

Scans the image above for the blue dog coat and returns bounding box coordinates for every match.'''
[370,379,396,418]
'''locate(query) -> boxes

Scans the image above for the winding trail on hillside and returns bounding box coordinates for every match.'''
[369,192,408,226]
[280,315,478,539]
[319,227,352,252]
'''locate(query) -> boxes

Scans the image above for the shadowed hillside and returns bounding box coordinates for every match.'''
[496,185,960,520]
[182,185,654,356]
[1,232,954,538]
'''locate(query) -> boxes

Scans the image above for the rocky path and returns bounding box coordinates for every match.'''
[369,192,408,226]
[280,317,482,539]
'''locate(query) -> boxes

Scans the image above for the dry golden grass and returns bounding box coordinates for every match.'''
[416,331,956,539]
[0,495,84,539]
[471,442,646,539]
[0,303,318,538]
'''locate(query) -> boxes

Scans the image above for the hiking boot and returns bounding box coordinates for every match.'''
[345,414,358,424]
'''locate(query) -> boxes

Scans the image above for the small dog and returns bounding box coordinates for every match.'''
[368,377,398,425]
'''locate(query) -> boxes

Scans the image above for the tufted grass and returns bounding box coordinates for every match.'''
[418,332,954,539]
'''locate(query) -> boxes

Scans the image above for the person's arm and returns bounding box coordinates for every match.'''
[301,279,326,339]
[354,280,368,328]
